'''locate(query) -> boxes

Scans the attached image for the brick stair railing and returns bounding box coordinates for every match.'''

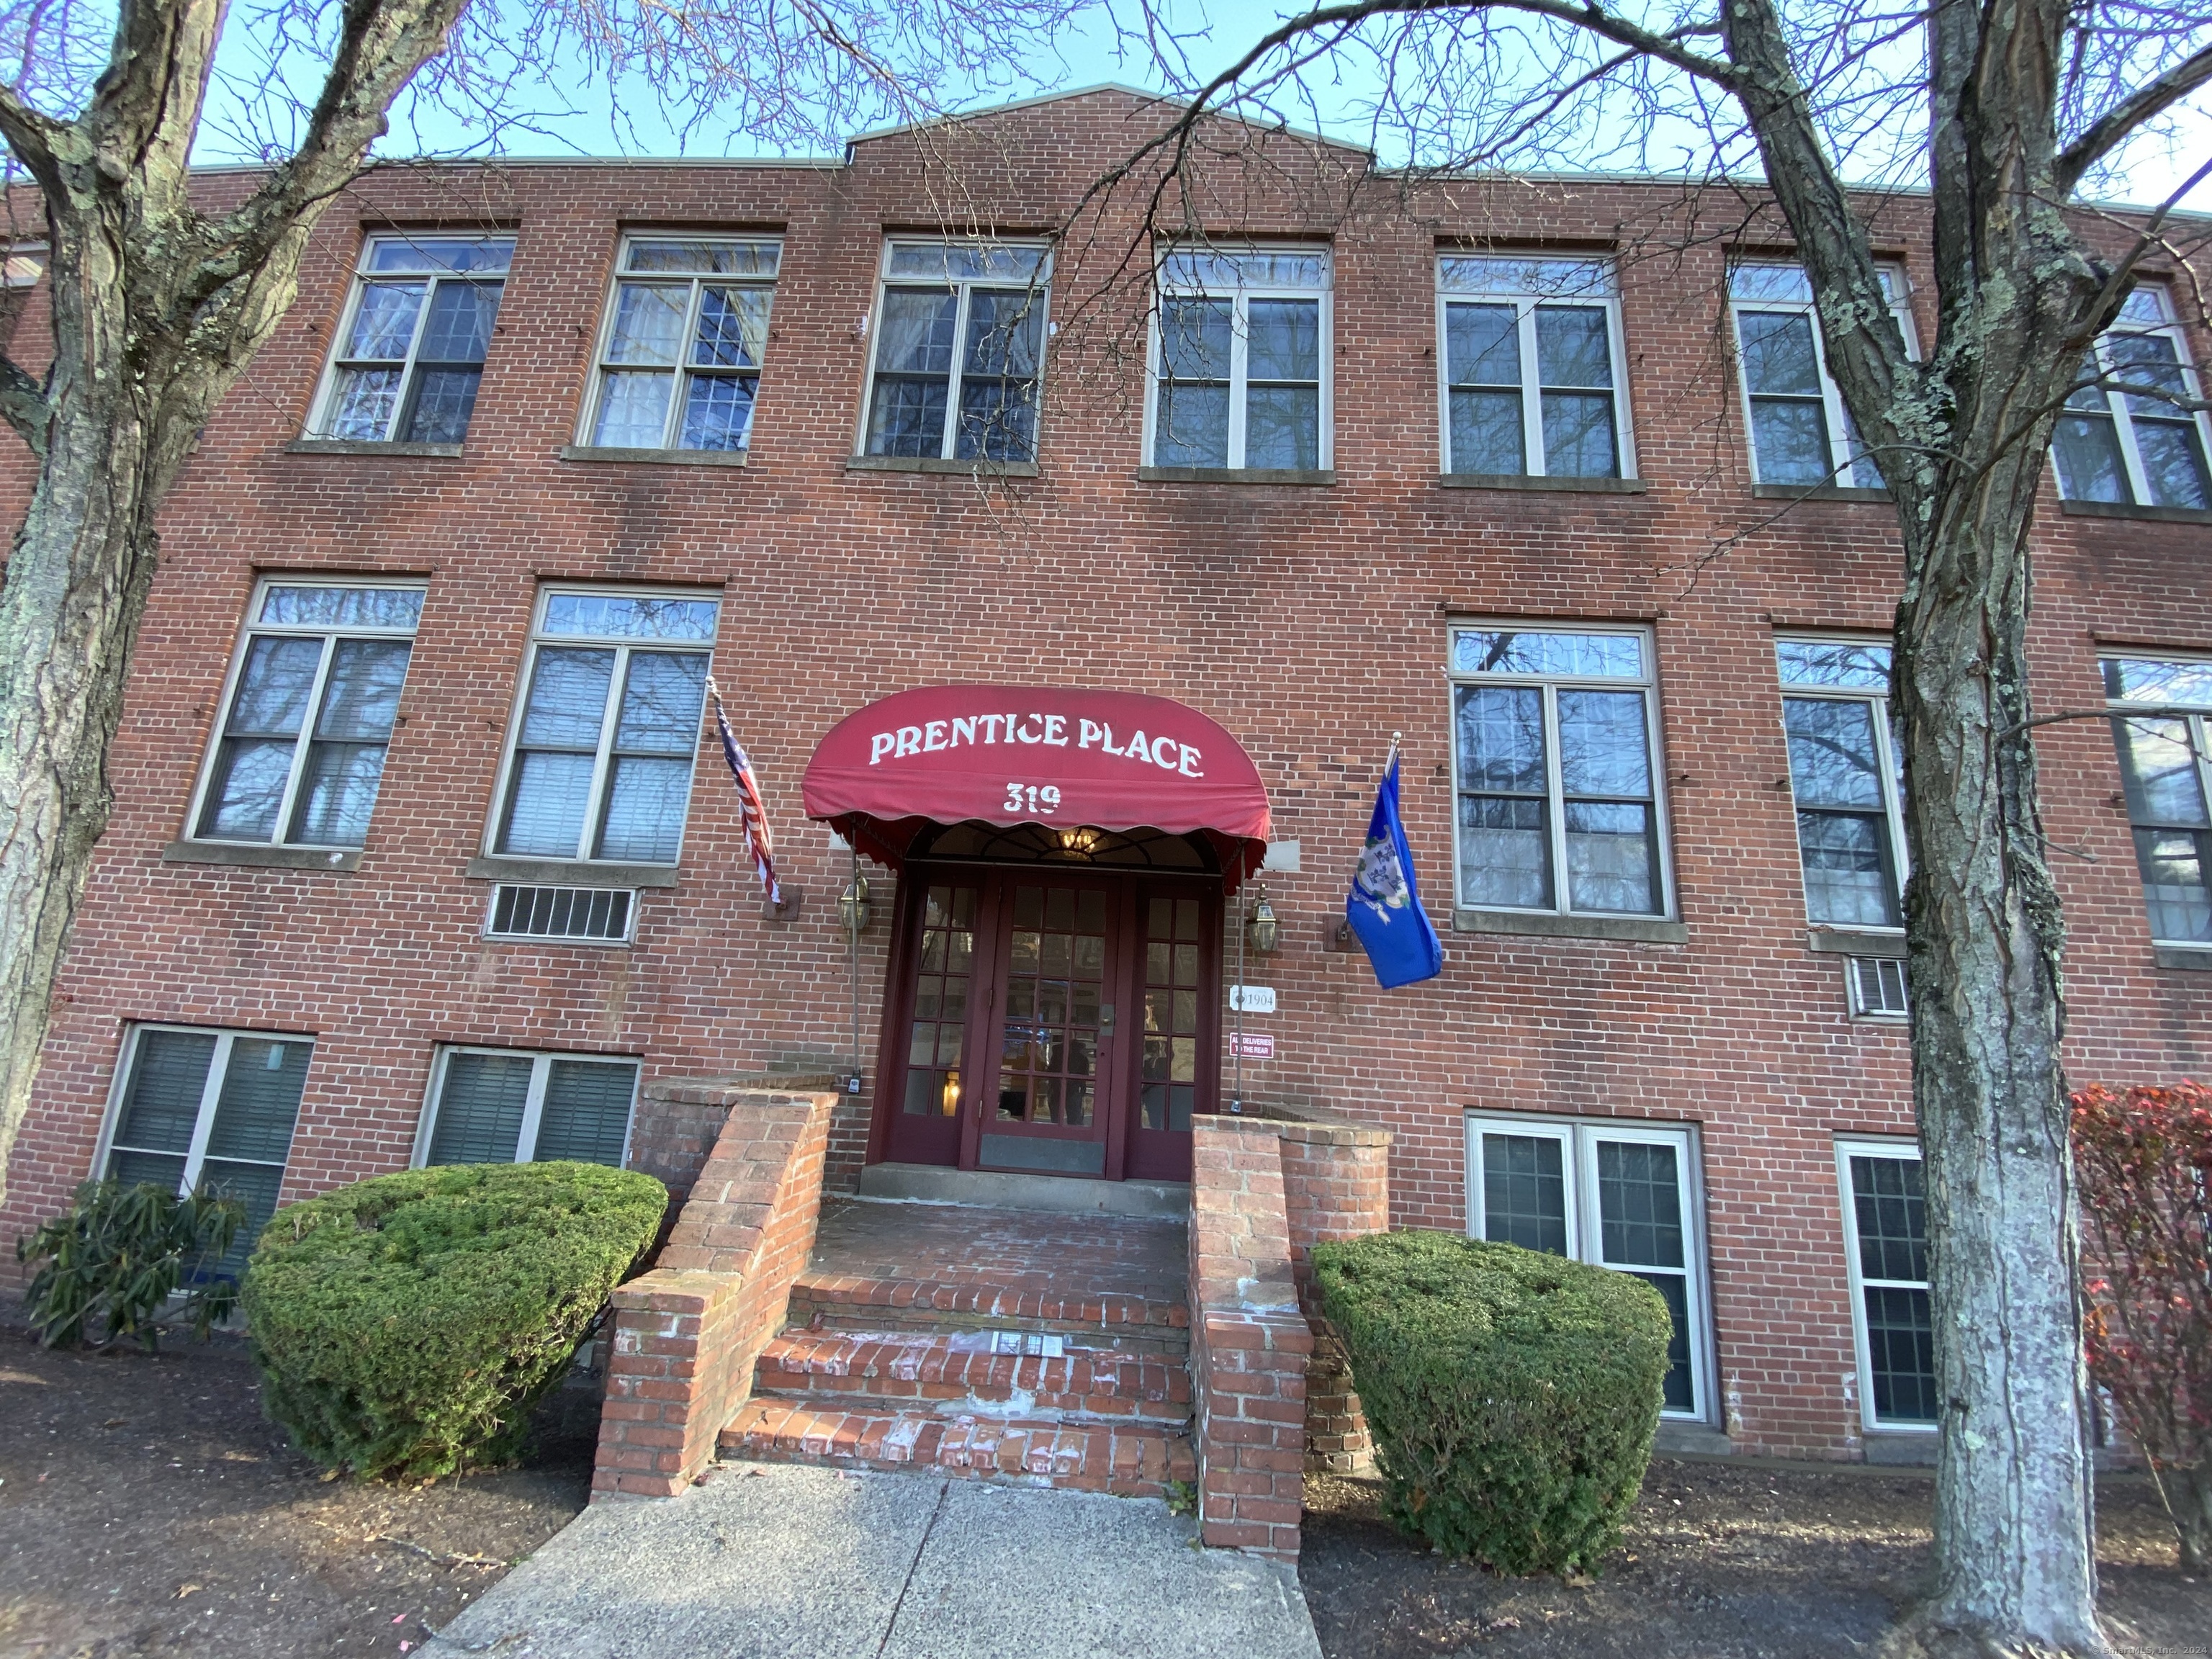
[718,1259,1197,1496]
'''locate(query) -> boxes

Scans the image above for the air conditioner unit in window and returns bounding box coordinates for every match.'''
[487,885,634,943]
[1848,956,1909,1018]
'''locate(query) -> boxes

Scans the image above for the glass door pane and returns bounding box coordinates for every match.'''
[903,884,977,1120]
[981,881,1112,1176]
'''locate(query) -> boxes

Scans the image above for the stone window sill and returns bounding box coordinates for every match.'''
[847,455,1038,478]
[2154,944,2212,971]
[464,854,678,889]
[1751,482,1891,503]
[561,445,749,467]
[163,840,361,872]
[1136,466,1336,486]
[1452,908,1688,944]
[1438,472,1649,494]
[2061,498,2212,526]
[1807,926,1907,958]
[287,438,464,459]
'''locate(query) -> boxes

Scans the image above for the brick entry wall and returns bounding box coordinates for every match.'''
[595,1085,836,1498]
[1187,1110,1393,1558]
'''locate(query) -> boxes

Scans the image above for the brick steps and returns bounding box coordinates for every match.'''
[718,1399,1195,1496]
[755,1329,1192,1423]
[788,1272,1190,1354]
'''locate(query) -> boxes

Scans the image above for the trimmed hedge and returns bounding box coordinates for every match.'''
[243,1161,666,1480]
[1312,1229,1671,1575]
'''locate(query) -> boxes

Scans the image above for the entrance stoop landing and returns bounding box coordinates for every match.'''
[719,1198,1195,1496]
[857,1159,1191,1218]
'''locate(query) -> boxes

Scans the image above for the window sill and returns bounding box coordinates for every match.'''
[1438,472,1649,494]
[1751,482,1891,503]
[1136,466,1336,486]
[846,455,1038,478]
[1452,909,1687,944]
[560,445,748,467]
[1807,926,1907,958]
[2154,944,2212,971]
[163,840,361,873]
[287,438,464,459]
[2060,498,2212,525]
[464,855,679,889]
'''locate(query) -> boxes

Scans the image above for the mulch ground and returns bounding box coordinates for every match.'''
[5,1319,2207,1658]
[1303,1462,2211,1659]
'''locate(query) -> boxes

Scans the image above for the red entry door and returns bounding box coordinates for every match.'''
[873,867,1215,1181]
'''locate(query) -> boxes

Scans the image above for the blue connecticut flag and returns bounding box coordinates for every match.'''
[1345,756,1444,989]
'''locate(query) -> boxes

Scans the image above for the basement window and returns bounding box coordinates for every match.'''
[305,234,514,445]
[98,1025,313,1280]
[417,1048,640,1168]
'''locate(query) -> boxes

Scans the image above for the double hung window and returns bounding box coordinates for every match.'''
[862,241,1049,463]
[419,1048,639,1168]
[100,1025,312,1278]
[1151,248,1330,471]
[194,580,423,849]
[493,589,721,867]
[1777,638,1906,930]
[584,237,779,453]
[308,235,513,445]
[1438,256,1630,478]
[1449,625,1670,917]
[2054,287,2212,511]
[2103,655,2212,945]
[1467,1114,1711,1418]
[1730,264,1914,489]
[1835,1140,1937,1431]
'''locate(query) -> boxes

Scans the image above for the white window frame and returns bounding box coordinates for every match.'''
[1776,632,1908,936]
[1729,263,1917,489]
[91,1022,313,1199]
[485,584,722,869]
[1434,256,1636,479]
[412,1046,641,1167]
[857,238,1053,463]
[1465,1112,1715,1423]
[303,233,516,444]
[577,233,781,453]
[1834,1136,1937,1436]
[1146,244,1334,471]
[1446,620,1676,919]
[2101,651,2212,945]
[2056,284,2212,508]
[184,577,426,850]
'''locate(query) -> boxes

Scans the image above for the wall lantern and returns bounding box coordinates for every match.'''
[838,876,873,936]
[1246,886,1280,956]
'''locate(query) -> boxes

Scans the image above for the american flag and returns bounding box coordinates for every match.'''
[707,678,779,905]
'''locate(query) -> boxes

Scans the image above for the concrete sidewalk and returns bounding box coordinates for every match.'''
[418,1461,1323,1659]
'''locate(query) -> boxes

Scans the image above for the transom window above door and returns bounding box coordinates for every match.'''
[1438,256,1631,480]
[1447,624,1672,918]
[861,240,1049,463]
[583,237,781,453]
[1776,637,1906,932]
[492,588,721,868]
[1151,246,1331,472]
[192,580,424,850]
[1466,1113,1712,1419]
[1730,262,1915,490]
[307,235,513,446]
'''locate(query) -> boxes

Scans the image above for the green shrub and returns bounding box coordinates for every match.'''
[243,1161,666,1480]
[1312,1229,1671,1575]
[16,1179,245,1350]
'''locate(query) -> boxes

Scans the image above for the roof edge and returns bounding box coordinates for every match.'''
[843,81,1375,159]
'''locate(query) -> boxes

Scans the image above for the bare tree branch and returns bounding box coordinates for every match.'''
[2056,40,2212,195]
[0,348,46,454]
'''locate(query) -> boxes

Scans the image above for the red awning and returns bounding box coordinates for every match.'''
[801,685,1272,888]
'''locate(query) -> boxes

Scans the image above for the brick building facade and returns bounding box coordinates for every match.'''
[3,86,2207,1466]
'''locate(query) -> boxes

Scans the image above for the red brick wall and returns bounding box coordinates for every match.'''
[0,91,2205,1463]
[1187,1116,1313,1559]
[595,1087,835,1498]
[1272,1114,1393,1473]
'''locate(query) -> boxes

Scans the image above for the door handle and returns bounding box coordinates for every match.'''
[1100,1003,1115,1035]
